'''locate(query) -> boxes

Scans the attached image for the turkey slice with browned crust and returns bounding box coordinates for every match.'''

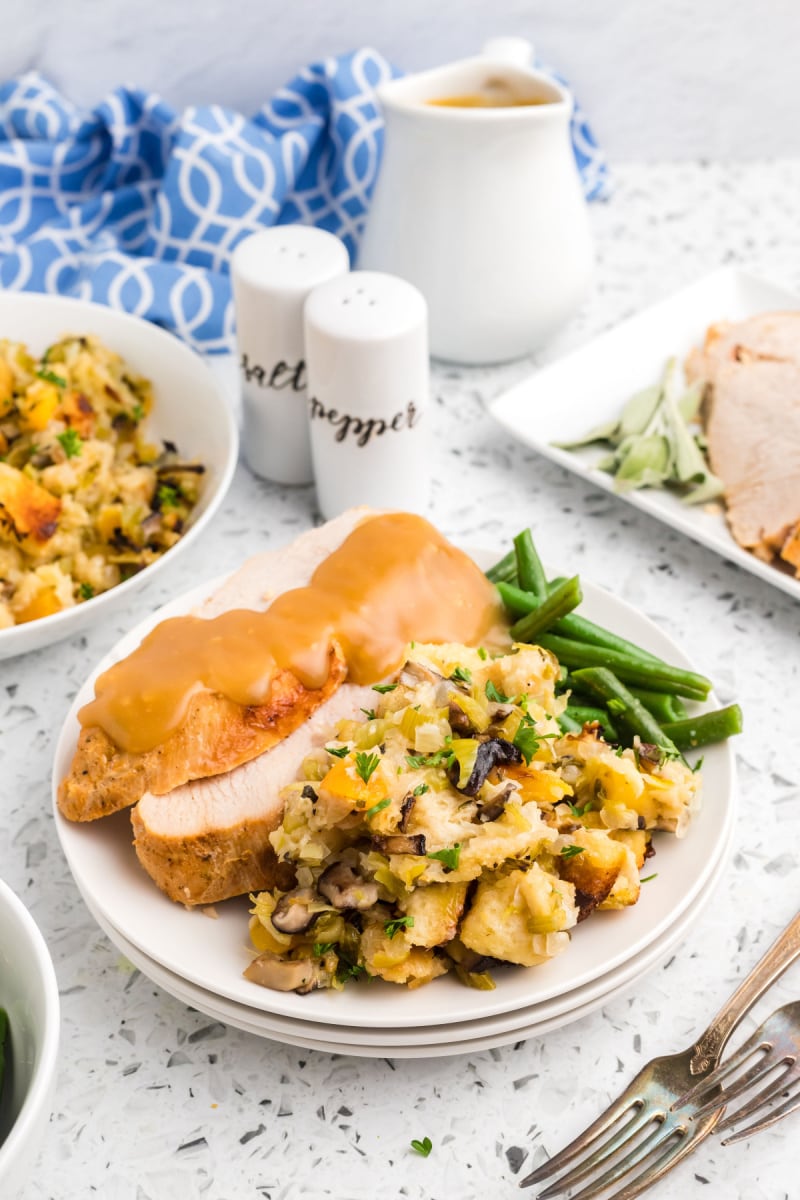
[58,646,347,822]
[58,509,370,822]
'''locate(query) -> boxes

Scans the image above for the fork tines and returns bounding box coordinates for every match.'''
[717,1077,800,1145]
[672,1000,800,1147]
[520,1098,698,1199]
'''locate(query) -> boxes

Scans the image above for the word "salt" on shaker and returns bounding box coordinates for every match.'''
[304,271,430,520]
[231,226,349,485]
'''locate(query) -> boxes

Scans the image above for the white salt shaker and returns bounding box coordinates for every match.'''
[304,271,429,519]
[231,226,349,484]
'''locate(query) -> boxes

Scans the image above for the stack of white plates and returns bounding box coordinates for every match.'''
[52,564,735,1058]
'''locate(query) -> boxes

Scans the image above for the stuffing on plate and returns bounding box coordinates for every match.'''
[244,640,702,993]
[0,335,204,627]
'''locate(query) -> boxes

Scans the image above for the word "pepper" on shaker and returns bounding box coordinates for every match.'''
[304,271,430,520]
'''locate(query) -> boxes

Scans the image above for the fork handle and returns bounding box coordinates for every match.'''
[690,911,800,1075]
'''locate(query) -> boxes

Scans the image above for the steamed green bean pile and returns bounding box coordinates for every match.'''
[487,529,743,757]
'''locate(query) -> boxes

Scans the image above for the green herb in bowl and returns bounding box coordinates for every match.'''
[0,1009,7,1103]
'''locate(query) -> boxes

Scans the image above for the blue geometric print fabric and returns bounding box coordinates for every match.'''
[0,51,610,352]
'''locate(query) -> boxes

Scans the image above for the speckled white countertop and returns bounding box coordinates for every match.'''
[3,161,800,1200]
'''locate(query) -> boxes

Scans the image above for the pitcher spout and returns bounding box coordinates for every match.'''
[376,53,571,122]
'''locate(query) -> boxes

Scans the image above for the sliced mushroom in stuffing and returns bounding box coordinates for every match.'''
[318,862,379,910]
[270,887,321,934]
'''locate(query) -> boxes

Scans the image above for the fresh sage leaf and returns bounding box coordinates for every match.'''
[614,435,671,490]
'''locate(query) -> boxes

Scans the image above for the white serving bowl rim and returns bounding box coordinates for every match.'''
[0,877,60,1184]
[0,292,238,659]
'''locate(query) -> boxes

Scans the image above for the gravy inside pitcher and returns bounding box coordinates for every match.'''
[427,75,551,108]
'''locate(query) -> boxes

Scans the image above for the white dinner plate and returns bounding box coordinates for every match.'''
[53,551,735,1029]
[80,818,732,1055]
[489,267,800,602]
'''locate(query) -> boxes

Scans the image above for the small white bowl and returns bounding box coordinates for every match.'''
[0,879,60,1195]
[0,292,239,660]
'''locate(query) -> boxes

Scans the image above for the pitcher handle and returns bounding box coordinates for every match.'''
[481,37,534,67]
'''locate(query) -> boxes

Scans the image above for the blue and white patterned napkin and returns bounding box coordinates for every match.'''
[0,51,609,352]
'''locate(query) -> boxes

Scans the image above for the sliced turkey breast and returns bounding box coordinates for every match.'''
[59,508,370,822]
[686,313,800,569]
[131,681,375,905]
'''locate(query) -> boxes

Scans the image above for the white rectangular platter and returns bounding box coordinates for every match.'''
[489,267,800,601]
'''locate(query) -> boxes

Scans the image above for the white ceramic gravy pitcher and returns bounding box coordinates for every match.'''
[358,39,594,364]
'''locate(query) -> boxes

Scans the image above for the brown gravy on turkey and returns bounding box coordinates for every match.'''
[79,513,502,754]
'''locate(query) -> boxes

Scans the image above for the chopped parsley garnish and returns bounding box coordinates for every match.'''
[360,707,377,720]
[77,582,95,601]
[325,744,349,758]
[132,402,145,422]
[372,683,398,694]
[384,915,414,939]
[568,801,591,818]
[157,483,180,510]
[406,747,455,771]
[365,797,391,819]
[56,428,82,458]
[640,873,658,883]
[335,958,367,984]
[513,723,539,764]
[560,844,585,859]
[413,783,429,797]
[354,751,380,784]
[450,665,472,684]
[692,756,705,773]
[477,647,488,661]
[427,844,461,872]
[485,680,510,704]
[313,942,336,957]
[36,367,66,387]
[410,1137,433,1158]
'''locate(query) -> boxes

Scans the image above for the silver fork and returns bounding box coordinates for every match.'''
[673,999,800,1146]
[520,910,800,1198]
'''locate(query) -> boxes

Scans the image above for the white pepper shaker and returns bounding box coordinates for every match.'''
[231,226,350,484]
[304,270,429,519]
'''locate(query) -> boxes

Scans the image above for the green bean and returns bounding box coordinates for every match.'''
[538,634,711,701]
[497,582,665,666]
[669,696,689,721]
[555,614,663,664]
[570,667,682,756]
[556,711,582,734]
[485,548,518,585]
[629,687,682,724]
[496,580,538,617]
[513,529,548,599]
[663,705,743,751]
[510,577,583,643]
[565,705,619,743]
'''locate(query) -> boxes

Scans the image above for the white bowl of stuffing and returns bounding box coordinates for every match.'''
[0,879,60,1196]
[0,292,238,659]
